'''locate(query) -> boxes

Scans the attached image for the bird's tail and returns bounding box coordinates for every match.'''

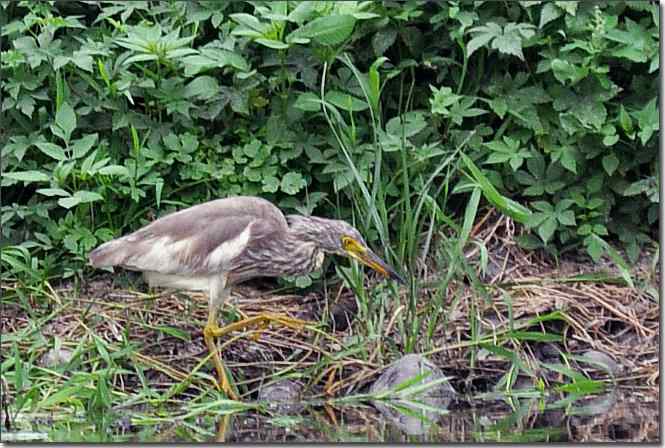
[88,238,130,267]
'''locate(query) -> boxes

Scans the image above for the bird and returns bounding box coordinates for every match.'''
[88,195,404,399]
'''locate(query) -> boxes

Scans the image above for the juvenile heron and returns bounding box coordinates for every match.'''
[88,196,403,399]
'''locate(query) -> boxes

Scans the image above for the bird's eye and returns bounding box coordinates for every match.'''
[342,236,355,250]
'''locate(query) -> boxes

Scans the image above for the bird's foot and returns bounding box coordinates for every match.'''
[208,312,313,339]
[203,313,313,399]
[203,323,239,400]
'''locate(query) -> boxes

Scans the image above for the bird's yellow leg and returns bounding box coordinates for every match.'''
[204,308,238,400]
[206,312,311,339]
[216,414,232,442]
[205,275,314,398]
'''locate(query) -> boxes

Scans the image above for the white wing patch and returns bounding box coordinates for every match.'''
[124,236,192,273]
[206,223,252,270]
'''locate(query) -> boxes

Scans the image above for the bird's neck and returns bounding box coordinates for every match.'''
[272,229,324,276]
[285,215,327,244]
[228,225,323,283]
[280,215,327,274]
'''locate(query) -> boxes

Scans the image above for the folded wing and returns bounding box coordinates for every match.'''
[88,197,287,276]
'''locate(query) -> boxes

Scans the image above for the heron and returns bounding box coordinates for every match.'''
[88,196,404,399]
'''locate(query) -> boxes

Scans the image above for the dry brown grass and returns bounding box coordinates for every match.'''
[2,234,658,402]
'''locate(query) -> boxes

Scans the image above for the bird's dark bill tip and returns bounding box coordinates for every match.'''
[388,269,406,285]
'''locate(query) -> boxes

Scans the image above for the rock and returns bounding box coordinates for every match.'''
[370,354,456,436]
[580,350,621,376]
[40,347,74,368]
[257,379,304,414]
[370,354,455,398]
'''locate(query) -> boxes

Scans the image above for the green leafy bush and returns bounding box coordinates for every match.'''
[0,1,658,285]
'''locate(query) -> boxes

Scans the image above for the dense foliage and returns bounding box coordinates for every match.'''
[1,1,659,284]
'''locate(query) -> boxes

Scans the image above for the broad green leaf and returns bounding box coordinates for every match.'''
[634,98,657,145]
[17,96,35,117]
[281,172,306,194]
[291,15,356,46]
[490,98,508,118]
[165,48,198,60]
[602,134,619,146]
[601,153,619,176]
[537,216,557,243]
[74,191,104,203]
[58,196,82,209]
[385,111,427,137]
[485,153,512,164]
[71,133,98,159]
[623,179,651,196]
[557,210,576,226]
[429,86,460,115]
[556,147,577,174]
[555,1,577,16]
[467,32,494,58]
[72,50,93,71]
[287,1,316,24]
[36,142,67,161]
[584,235,604,262]
[182,50,250,76]
[4,170,50,183]
[97,165,129,177]
[55,102,77,142]
[551,59,587,85]
[184,76,219,100]
[293,92,321,111]
[618,104,633,134]
[59,190,104,209]
[229,13,269,34]
[255,38,289,50]
[372,28,397,56]
[123,53,159,65]
[325,90,368,112]
[262,175,280,193]
[539,3,562,28]
[36,188,70,197]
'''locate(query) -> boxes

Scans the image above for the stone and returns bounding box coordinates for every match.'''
[40,347,74,368]
[257,379,304,414]
[370,354,456,436]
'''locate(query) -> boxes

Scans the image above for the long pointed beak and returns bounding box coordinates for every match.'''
[349,247,405,284]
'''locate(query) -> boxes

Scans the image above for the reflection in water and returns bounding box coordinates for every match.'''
[1,390,658,442]
[368,353,457,437]
[207,390,657,443]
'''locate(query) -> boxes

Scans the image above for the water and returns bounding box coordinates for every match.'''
[2,389,658,443]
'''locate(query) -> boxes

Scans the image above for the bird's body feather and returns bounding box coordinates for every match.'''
[89,196,288,283]
[89,195,401,293]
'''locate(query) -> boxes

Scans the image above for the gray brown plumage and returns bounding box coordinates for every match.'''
[89,195,402,288]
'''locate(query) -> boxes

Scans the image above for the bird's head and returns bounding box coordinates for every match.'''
[288,216,405,284]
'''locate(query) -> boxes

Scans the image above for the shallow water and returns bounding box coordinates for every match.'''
[2,389,658,443]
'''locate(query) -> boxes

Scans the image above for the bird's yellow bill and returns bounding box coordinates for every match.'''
[346,245,405,284]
